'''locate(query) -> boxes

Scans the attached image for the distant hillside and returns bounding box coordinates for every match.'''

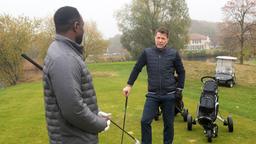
[189,20,219,37]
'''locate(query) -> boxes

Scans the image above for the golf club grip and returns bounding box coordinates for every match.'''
[21,53,43,70]
[110,120,136,141]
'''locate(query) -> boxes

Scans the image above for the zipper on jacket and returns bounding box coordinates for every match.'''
[158,54,162,94]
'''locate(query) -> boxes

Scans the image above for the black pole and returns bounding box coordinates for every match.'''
[121,97,128,144]
[110,119,137,141]
[21,53,43,70]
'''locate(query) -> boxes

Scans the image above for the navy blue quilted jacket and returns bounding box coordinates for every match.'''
[127,47,185,94]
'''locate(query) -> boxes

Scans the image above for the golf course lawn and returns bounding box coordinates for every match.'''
[0,61,255,144]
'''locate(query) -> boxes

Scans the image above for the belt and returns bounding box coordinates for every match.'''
[148,91,175,95]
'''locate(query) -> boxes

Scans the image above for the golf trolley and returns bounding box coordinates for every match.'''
[186,76,234,142]
[215,56,237,88]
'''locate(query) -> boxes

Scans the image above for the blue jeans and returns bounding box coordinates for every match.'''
[141,93,175,144]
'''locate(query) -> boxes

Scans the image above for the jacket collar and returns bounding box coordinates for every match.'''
[154,46,167,52]
[55,34,85,60]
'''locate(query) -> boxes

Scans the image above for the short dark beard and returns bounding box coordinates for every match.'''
[75,34,83,44]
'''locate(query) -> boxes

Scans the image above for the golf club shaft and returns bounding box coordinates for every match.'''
[21,54,138,142]
[110,120,137,141]
[121,97,128,144]
[21,54,43,70]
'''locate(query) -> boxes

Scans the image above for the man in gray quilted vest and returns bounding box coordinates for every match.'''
[43,6,110,144]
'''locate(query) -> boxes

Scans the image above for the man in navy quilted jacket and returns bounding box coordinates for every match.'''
[123,27,185,144]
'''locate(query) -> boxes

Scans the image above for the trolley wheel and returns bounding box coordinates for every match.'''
[213,124,218,138]
[228,80,234,88]
[182,108,188,122]
[187,114,193,131]
[154,116,159,121]
[223,120,228,126]
[227,116,233,132]
[207,130,212,142]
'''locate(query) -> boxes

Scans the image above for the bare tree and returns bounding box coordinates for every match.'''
[218,22,240,55]
[82,21,109,60]
[249,25,256,57]
[222,0,256,64]
[0,15,37,86]
[32,17,55,62]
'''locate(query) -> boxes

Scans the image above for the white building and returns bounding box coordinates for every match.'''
[186,33,211,51]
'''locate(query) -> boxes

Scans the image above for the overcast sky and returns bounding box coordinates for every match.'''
[0,0,228,38]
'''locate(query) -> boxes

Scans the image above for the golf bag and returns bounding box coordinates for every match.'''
[197,77,218,128]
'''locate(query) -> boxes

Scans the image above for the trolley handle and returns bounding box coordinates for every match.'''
[201,76,216,83]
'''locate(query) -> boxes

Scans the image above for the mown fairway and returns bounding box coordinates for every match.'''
[0,61,256,144]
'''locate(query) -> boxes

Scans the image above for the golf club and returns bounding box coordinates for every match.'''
[21,54,43,70]
[110,120,140,144]
[21,53,140,144]
[121,96,128,144]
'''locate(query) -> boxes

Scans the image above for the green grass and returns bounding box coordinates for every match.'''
[1,61,256,144]
[252,59,256,65]
[245,59,256,65]
[0,82,47,144]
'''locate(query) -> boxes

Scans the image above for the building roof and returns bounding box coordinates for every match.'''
[189,33,208,40]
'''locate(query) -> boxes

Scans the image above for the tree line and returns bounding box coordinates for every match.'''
[220,0,256,64]
[116,0,256,64]
[115,0,190,59]
[1,0,256,87]
[0,15,108,86]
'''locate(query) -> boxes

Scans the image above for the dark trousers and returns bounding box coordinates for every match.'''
[141,93,175,144]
